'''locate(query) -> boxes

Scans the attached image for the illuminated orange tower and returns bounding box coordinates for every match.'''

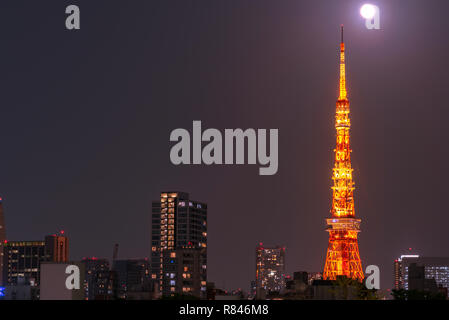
[323,26,364,281]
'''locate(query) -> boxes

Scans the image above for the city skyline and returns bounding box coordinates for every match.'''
[0,0,449,293]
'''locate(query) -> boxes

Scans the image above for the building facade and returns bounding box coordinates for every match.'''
[112,258,151,299]
[3,233,70,289]
[3,241,46,287]
[151,191,207,298]
[0,198,7,286]
[81,257,115,300]
[255,243,286,294]
[44,233,69,263]
[161,247,207,297]
[394,255,449,296]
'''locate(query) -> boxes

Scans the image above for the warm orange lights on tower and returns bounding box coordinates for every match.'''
[323,26,364,282]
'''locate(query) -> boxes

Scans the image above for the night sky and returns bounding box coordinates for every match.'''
[0,0,448,291]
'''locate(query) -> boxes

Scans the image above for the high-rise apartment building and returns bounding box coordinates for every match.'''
[394,255,408,290]
[394,255,449,296]
[151,192,207,298]
[255,243,286,294]
[162,247,207,297]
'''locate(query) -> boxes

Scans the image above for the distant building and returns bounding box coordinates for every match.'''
[81,258,115,300]
[162,247,206,297]
[394,255,449,297]
[394,257,404,290]
[206,282,216,300]
[206,283,244,300]
[3,241,46,288]
[284,271,315,299]
[408,263,438,293]
[311,279,337,300]
[249,280,256,298]
[151,192,207,298]
[307,272,322,285]
[255,243,286,296]
[3,233,70,291]
[293,271,308,284]
[311,276,362,300]
[44,233,69,262]
[215,294,241,300]
[112,259,151,299]
[0,198,7,286]
[4,276,32,300]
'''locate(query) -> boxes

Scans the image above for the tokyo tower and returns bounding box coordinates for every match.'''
[322,26,364,281]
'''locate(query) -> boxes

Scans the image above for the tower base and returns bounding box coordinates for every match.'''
[323,218,364,281]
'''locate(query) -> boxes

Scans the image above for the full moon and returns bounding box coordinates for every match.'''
[360,4,376,19]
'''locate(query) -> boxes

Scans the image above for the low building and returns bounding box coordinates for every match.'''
[81,257,115,300]
[40,262,85,300]
[4,276,32,300]
[112,259,152,299]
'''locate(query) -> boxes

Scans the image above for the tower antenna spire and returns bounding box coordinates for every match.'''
[338,25,347,100]
[341,24,344,43]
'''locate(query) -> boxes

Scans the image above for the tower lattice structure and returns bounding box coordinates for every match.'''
[323,26,364,282]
